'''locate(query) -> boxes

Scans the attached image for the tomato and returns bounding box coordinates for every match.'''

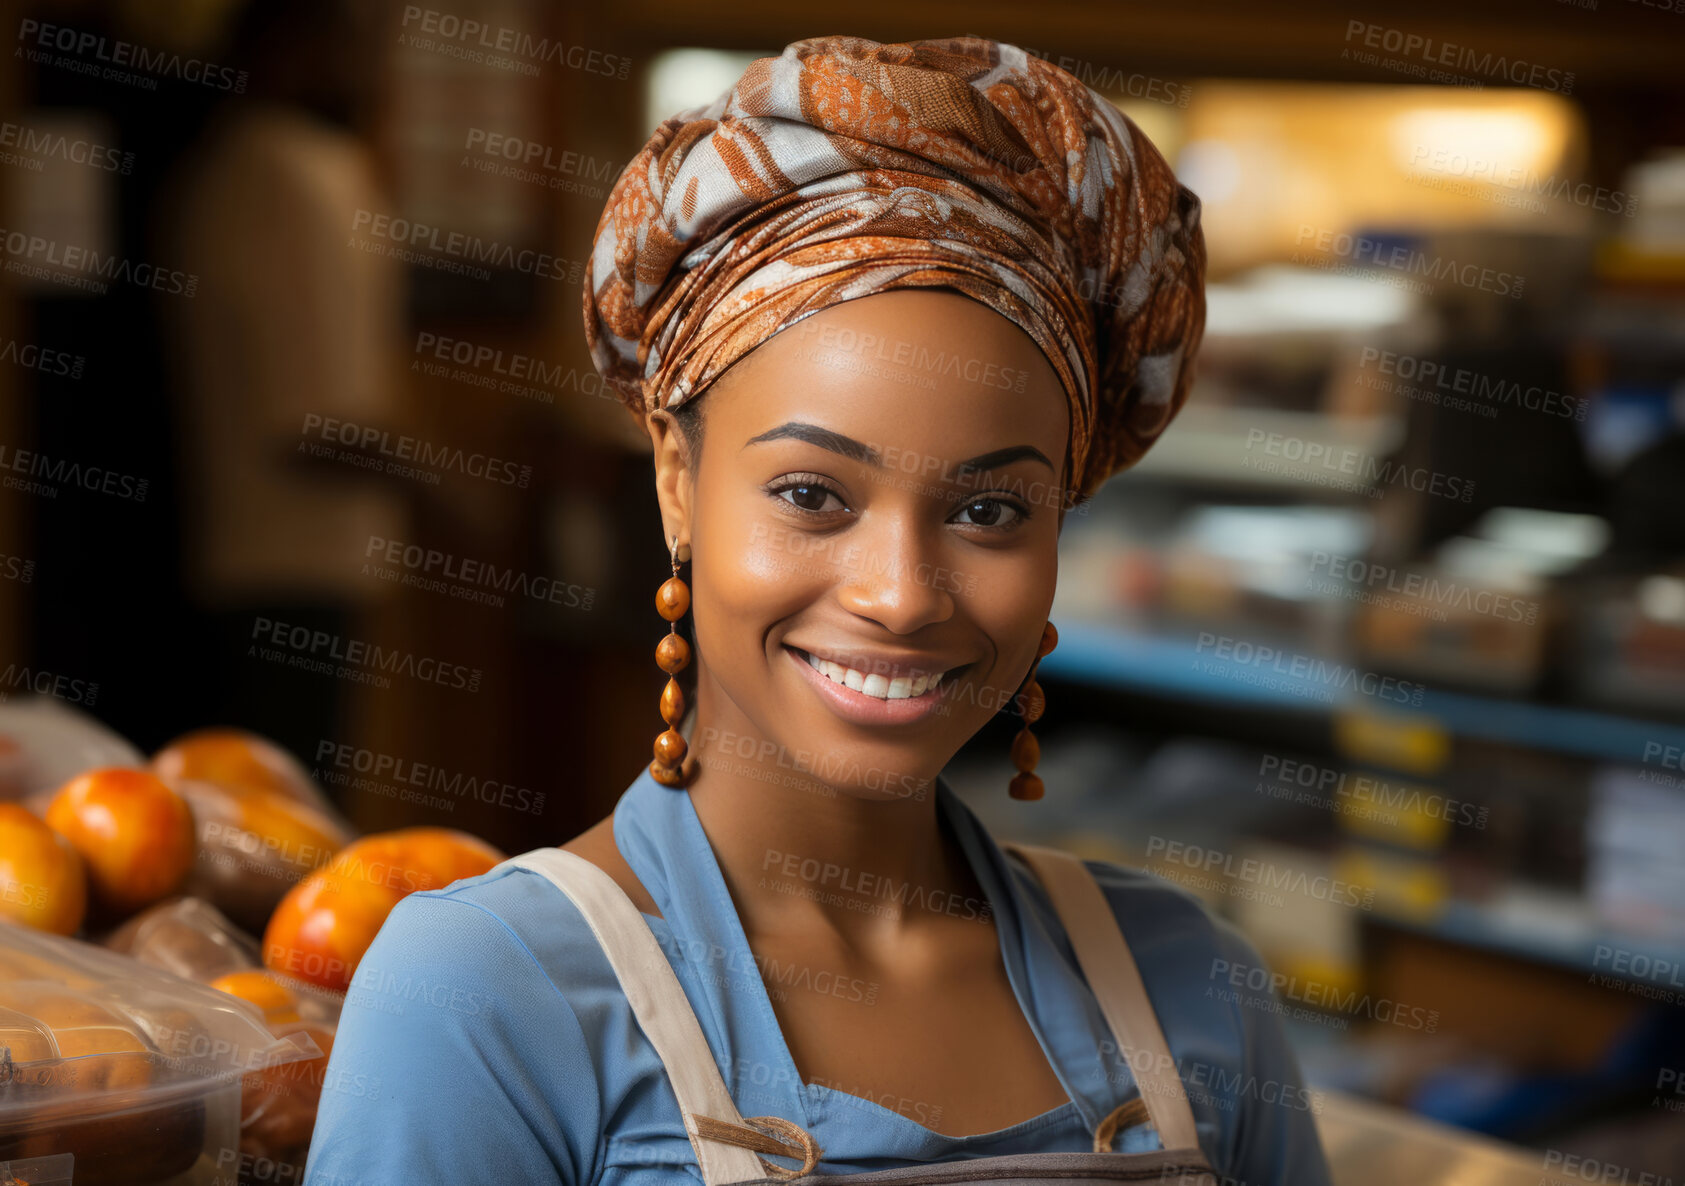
[209,969,304,1028]
[261,828,503,993]
[44,768,195,919]
[262,863,400,992]
[0,802,87,935]
[333,828,503,896]
[152,728,322,806]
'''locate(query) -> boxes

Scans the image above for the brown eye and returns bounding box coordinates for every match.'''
[770,478,846,514]
[952,498,1024,529]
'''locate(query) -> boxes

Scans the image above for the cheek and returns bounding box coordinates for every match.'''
[691,486,823,668]
[968,545,1058,681]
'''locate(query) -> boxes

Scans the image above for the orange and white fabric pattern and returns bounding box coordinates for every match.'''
[582,34,1206,501]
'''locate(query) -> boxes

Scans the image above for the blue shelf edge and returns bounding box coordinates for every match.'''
[1039,620,1685,768]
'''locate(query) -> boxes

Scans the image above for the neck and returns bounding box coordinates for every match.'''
[680,672,985,950]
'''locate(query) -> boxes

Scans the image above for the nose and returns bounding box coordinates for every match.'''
[832,514,956,635]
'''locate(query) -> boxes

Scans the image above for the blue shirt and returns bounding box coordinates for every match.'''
[303,768,1332,1184]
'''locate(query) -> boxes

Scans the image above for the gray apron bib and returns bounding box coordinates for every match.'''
[498,842,1219,1185]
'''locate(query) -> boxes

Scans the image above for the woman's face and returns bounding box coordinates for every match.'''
[649,288,1071,800]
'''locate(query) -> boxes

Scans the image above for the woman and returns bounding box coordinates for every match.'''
[304,35,1332,1185]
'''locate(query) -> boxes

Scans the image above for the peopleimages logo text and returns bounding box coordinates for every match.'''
[1244,428,1475,503]
[1195,632,1427,707]
[16,19,248,91]
[350,211,582,283]
[1357,348,1587,421]
[0,121,133,174]
[1342,20,1575,93]
[315,741,542,816]
[300,415,530,487]
[250,617,481,692]
[1295,226,1523,299]
[0,226,197,295]
[399,6,630,78]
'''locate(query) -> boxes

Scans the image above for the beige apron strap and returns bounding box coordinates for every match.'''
[1001,842,1204,1155]
[497,848,810,1185]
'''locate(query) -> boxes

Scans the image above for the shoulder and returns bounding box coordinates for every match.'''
[366,857,625,1001]
[1001,849,1281,1071]
[1000,846,1261,1048]
[1068,854,1269,1039]
[310,873,612,1184]
[1079,854,1262,973]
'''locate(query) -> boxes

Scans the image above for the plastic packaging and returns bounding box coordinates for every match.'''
[0,1153,74,1185]
[150,729,349,823]
[0,699,146,805]
[101,898,262,986]
[0,919,317,1186]
[100,898,344,1186]
[170,778,352,935]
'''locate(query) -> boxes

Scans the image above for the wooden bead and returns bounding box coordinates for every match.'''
[660,678,686,726]
[1037,622,1059,658]
[1021,680,1045,724]
[656,632,690,673]
[650,759,686,787]
[656,576,690,621]
[653,728,687,767]
[1009,771,1044,801]
[1010,726,1040,772]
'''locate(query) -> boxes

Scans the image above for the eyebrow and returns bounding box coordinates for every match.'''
[742,421,1053,476]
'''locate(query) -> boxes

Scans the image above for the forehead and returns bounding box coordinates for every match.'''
[702,289,1070,470]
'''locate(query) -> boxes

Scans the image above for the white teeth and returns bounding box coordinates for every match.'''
[801,650,948,701]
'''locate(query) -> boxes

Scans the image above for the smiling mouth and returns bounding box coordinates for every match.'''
[784,646,970,701]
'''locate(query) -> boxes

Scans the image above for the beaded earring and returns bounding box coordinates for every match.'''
[651,536,694,788]
[1009,621,1059,800]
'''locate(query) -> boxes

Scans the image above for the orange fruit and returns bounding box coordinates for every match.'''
[262,828,502,993]
[152,728,322,806]
[0,803,87,935]
[45,768,196,919]
[209,969,303,1028]
[333,827,502,895]
[262,865,401,993]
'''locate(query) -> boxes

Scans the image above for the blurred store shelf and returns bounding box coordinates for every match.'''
[1368,881,1685,984]
[1039,619,1685,766]
[1127,405,1406,495]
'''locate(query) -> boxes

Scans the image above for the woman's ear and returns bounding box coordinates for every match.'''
[645,409,694,551]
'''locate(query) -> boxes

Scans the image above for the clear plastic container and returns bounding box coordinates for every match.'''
[0,1153,74,1185]
[0,920,317,1186]
[99,898,344,1185]
[101,898,262,986]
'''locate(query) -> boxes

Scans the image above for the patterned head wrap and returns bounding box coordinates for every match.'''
[582,34,1205,501]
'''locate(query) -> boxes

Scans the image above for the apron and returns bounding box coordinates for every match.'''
[497,841,1219,1185]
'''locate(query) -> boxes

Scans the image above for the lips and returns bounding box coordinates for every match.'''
[784,646,970,697]
[782,644,970,725]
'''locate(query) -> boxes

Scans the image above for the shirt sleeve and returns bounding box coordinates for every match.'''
[302,890,602,1185]
[1209,917,1335,1186]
